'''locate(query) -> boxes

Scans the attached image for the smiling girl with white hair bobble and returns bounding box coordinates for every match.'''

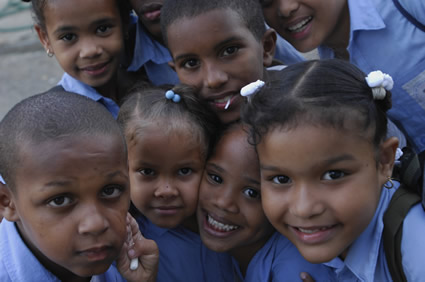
[241,59,425,281]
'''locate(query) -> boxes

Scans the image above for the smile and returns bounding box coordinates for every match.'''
[207,214,239,232]
[296,225,334,234]
[287,16,313,33]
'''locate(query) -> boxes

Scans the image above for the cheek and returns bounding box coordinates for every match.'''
[130,178,151,212]
[261,187,288,225]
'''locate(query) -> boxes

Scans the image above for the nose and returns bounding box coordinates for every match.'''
[213,185,239,214]
[289,182,324,219]
[277,0,299,18]
[154,179,179,198]
[79,37,102,59]
[203,62,228,89]
[78,204,109,235]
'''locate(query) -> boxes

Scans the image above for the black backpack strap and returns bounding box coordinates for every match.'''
[392,0,425,32]
[383,185,421,282]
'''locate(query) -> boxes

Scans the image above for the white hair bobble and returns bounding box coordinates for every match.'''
[365,71,394,100]
[240,80,265,100]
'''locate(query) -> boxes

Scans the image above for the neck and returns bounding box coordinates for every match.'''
[323,2,350,54]
[229,233,273,277]
[95,74,119,102]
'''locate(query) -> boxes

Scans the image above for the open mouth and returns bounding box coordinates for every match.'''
[296,225,334,234]
[141,3,162,21]
[206,213,239,232]
[287,16,313,33]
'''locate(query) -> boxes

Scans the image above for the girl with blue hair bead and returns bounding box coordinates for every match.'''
[117,84,235,282]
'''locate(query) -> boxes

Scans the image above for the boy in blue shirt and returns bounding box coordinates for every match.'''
[0,89,158,282]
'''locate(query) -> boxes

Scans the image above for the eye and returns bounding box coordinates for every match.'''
[178,168,192,176]
[243,187,260,199]
[272,175,291,184]
[60,33,76,42]
[48,196,73,207]
[139,168,155,176]
[322,170,346,180]
[101,185,124,198]
[208,173,223,184]
[182,58,200,69]
[222,46,239,57]
[96,25,112,35]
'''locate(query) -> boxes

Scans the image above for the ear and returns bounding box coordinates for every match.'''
[261,28,277,67]
[34,24,52,54]
[377,137,399,186]
[0,182,19,222]
[168,60,176,72]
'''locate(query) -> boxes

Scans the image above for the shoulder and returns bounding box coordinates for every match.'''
[392,0,425,26]
[401,203,425,280]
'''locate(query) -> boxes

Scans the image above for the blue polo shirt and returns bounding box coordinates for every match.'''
[137,215,235,282]
[127,20,179,86]
[318,0,425,152]
[59,73,120,118]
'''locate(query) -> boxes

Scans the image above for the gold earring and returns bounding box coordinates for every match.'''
[46,49,54,57]
[383,177,394,189]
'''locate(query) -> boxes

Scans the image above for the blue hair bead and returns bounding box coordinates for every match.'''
[172,94,181,103]
[165,90,174,99]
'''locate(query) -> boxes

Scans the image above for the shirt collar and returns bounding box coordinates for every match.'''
[127,21,173,71]
[347,0,386,34]
[58,73,119,119]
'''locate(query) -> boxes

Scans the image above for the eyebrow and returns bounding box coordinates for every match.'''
[260,154,356,171]
[206,163,225,173]
[53,17,116,36]
[173,36,243,62]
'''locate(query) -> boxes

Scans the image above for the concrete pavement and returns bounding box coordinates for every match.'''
[0,0,63,119]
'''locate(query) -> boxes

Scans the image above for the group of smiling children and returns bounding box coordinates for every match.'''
[0,0,424,281]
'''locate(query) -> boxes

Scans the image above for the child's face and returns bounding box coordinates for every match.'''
[261,0,348,53]
[9,134,130,277]
[128,129,204,228]
[256,124,395,263]
[197,127,273,256]
[167,9,275,124]
[35,0,124,90]
[129,0,163,42]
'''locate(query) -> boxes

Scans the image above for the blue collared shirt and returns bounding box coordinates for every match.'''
[127,20,180,86]
[323,181,425,281]
[58,73,120,119]
[0,220,125,282]
[233,232,335,282]
[318,0,425,152]
[137,215,235,282]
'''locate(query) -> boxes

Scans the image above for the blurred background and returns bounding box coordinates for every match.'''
[0,0,63,120]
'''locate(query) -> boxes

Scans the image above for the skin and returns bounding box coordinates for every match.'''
[127,127,204,229]
[0,134,130,282]
[256,124,398,263]
[166,8,276,124]
[260,0,350,53]
[34,0,124,100]
[197,126,274,276]
[129,0,164,44]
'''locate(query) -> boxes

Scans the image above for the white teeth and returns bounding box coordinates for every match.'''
[207,215,239,232]
[288,16,312,32]
[215,95,233,104]
[298,226,330,234]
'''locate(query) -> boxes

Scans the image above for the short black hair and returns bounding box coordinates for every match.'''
[161,0,266,47]
[0,87,126,191]
[118,83,221,160]
[23,0,131,32]
[242,59,392,149]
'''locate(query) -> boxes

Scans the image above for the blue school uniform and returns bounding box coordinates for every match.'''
[273,29,305,65]
[0,220,125,282]
[59,73,120,118]
[127,19,180,86]
[137,215,235,282]
[318,0,425,153]
[233,232,335,282]
[323,181,425,281]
